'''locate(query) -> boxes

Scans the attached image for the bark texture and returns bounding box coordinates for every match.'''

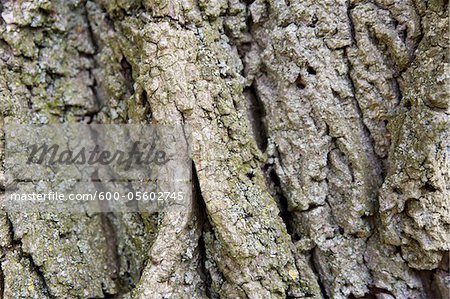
[0,0,448,298]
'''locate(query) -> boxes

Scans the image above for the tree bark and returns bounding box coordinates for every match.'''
[0,0,448,298]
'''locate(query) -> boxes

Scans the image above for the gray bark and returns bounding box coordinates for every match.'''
[0,0,448,298]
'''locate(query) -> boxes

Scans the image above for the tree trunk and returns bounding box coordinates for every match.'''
[0,0,448,298]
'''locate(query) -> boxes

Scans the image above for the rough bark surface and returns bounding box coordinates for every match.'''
[0,0,448,298]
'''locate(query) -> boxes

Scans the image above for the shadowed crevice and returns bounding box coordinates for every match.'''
[120,56,135,96]
[244,84,268,152]
[310,249,330,299]
[192,162,215,299]
[415,253,450,299]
